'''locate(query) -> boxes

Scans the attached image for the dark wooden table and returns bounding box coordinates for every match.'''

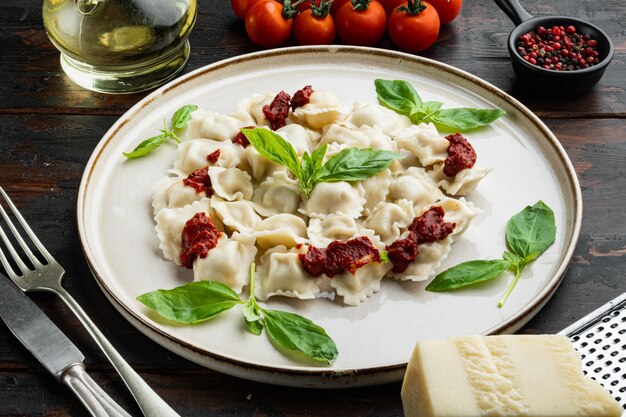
[0,0,624,415]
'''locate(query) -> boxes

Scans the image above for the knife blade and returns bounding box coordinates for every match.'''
[0,272,84,378]
[0,273,131,417]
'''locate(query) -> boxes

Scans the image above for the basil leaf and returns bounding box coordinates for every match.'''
[123,133,169,159]
[242,302,263,336]
[300,153,316,197]
[246,318,264,336]
[301,144,328,195]
[301,144,327,183]
[309,143,328,173]
[426,259,511,292]
[375,79,422,114]
[503,251,523,268]
[242,128,303,180]
[136,281,242,324]
[506,200,556,262]
[410,100,443,124]
[171,105,198,130]
[429,108,506,131]
[263,309,338,364]
[301,153,314,185]
[315,148,402,182]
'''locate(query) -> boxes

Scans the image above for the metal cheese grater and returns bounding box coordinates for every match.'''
[559,293,626,413]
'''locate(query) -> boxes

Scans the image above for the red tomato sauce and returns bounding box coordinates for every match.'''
[183,167,214,196]
[299,236,381,278]
[443,133,476,177]
[386,206,455,273]
[179,213,222,268]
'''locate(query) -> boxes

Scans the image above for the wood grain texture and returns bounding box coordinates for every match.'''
[0,0,624,117]
[0,0,625,415]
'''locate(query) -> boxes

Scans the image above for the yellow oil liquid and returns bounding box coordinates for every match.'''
[43,0,197,92]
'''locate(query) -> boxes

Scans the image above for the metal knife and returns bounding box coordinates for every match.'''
[0,274,132,417]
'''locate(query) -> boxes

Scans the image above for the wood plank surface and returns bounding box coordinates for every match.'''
[0,0,625,415]
[0,0,624,117]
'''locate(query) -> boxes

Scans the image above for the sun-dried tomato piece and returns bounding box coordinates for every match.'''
[443,133,476,177]
[290,85,314,110]
[385,206,456,273]
[299,245,327,277]
[183,167,213,196]
[409,206,456,244]
[232,126,256,148]
[386,236,420,273]
[207,149,221,164]
[263,91,291,130]
[299,236,381,277]
[179,213,222,268]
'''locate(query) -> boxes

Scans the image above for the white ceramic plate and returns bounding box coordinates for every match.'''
[78,46,581,388]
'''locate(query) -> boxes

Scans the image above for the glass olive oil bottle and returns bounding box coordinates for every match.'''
[43,0,197,93]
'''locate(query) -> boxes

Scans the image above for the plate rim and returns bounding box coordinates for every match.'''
[77,45,582,383]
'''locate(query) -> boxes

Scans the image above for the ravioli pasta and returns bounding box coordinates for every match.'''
[151,87,490,306]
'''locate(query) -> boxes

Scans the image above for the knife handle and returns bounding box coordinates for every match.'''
[54,285,180,417]
[61,363,132,417]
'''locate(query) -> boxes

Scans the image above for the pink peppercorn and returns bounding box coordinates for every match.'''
[516,24,601,71]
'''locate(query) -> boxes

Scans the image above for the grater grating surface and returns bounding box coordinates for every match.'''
[559,292,626,414]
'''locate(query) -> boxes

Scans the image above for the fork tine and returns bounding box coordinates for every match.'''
[0,188,54,263]
[0,197,44,268]
[0,223,29,276]
[0,241,20,280]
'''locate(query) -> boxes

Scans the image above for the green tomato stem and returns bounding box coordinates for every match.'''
[311,0,332,17]
[498,266,523,307]
[351,0,371,11]
[396,0,426,15]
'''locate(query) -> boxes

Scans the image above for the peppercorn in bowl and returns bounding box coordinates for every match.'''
[506,16,613,95]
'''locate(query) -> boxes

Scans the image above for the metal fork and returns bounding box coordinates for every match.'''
[0,188,180,417]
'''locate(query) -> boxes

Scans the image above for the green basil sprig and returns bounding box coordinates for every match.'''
[123,104,198,159]
[137,264,338,365]
[426,201,556,307]
[241,127,402,197]
[374,79,506,131]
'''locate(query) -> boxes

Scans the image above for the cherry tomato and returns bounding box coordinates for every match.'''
[231,0,265,19]
[378,0,405,14]
[245,0,294,48]
[388,1,440,52]
[294,9,336,45]
[427,0,461,24]
[330,0,351,15]
[335,1,387,46]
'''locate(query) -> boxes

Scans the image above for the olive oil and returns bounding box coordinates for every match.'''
[43,0,197,93]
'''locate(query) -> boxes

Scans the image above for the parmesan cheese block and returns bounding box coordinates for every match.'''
[401,335,622,417]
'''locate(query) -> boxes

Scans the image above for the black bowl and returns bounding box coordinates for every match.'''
[495,0,614,95]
